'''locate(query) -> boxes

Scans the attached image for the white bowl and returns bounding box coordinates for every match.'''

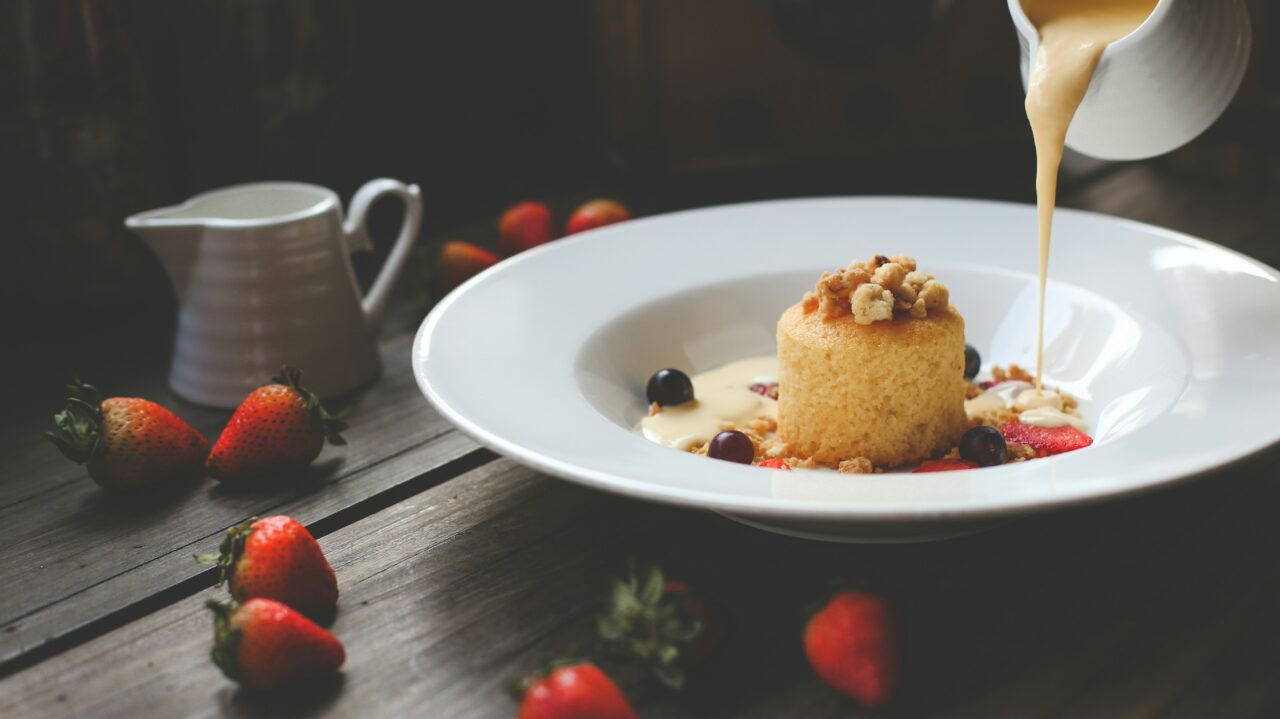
[413,197,1280,542]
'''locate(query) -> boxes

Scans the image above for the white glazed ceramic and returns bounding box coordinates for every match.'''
[1008,0,1251,160]
[413,197,1280,542]
[128,179,422,407]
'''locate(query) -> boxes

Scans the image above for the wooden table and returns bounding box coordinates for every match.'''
[2,166,1278,718]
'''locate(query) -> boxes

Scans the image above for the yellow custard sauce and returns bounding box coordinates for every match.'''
[639,356,778,450]
[1023,0,1156,388]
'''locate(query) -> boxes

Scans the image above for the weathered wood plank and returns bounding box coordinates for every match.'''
[935,453,1280,719]
[0,331,483,672]
[1062,163,1278,267]
[3,450,1277,718]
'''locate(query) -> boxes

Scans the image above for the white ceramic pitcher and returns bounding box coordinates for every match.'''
[126,179,423,407]
[1008,0,1251,160]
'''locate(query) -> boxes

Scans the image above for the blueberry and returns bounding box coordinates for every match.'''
[964,344,981,380]
[708,430,754,464]
[959,425,1007,467]
[646,368,694,406]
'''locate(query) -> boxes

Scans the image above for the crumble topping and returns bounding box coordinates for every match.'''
[991,364,1034,384]
[802,254,950,324]
[785,456,822,470]
[837,457,874,474]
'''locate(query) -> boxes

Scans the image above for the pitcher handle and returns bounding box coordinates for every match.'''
[343,178,423,332]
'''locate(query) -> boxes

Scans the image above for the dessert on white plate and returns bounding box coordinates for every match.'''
[414,196,1280,542]
[636,255,1092,476]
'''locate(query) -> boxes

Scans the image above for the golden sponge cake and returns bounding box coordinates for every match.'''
[776,302,967,467]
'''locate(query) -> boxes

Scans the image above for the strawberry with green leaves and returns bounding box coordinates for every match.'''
[209,598,345,689]
[206,366,346,482]
[199,515,337,620]
[515,662,637,719]
[46,379,209,492]
[597,564,719,689]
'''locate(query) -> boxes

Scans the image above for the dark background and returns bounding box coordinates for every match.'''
[3,0,1277,400]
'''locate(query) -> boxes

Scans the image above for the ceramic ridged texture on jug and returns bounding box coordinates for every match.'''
[167,200,383,406]
[1013,0,1251,161]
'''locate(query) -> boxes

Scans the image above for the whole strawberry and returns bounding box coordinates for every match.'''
[804,591,895,707]
[206,366,346,482]
[596,564,715,688]
[516,662,637,719]
[565,199,631,236]
[498,200,554,255]
[433,240,499,296]
[209,598,345,690]
[46,379,209,492]
[200,515,338,620]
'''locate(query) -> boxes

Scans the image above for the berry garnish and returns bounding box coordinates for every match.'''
[708,430,754,464]
[964,344,980,380]
[1001,422,1093,456]
[913,458,979,473]
[757,458,791,470]
[646,368,695,407]
[958,425,1007,467]
[749,382,779,400]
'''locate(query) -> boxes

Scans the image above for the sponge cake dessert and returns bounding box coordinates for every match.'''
[776,255,967,467]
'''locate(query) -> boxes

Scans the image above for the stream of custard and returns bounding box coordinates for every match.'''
[1022,0,1156,389]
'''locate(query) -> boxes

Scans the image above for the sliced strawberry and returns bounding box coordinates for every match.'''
[1001,422,1092,456]
[757,458,791,470]
[913,458,979,473]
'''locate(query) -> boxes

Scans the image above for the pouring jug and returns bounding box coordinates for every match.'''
[1008,0,1251,160]
[126,179,423,407]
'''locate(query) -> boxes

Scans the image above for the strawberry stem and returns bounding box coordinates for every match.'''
[272,366,349,445]
[44,378,106,465]
[207,600,243,682]
[206,519,256,586]
[597,563,701,689]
